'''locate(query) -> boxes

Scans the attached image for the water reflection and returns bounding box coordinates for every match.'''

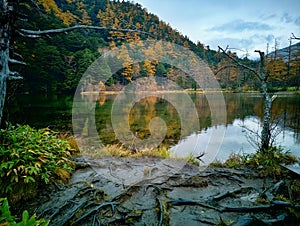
[94,92,300,160]
[5,92,300,161]
[173,93,300,162]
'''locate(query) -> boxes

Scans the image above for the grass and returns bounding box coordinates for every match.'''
[82,143,171,159]
[83,143,203,167]
[210,146,299,178]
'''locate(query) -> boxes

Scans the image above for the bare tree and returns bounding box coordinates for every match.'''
[0,0,149,124]
[218,46,276,152]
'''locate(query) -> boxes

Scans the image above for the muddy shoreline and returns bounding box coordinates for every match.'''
[20,156,300,225]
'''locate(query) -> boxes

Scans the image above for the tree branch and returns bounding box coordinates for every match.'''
[8,71,22,80]
[291,33,300,40]
[215,64,238,75]
[9,58,26,65]
[218,46,262,81]
[18,25,154,38]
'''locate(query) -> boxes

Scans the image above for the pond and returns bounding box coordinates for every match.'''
[5,92,300,162]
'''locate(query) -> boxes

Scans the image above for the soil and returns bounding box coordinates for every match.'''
[21,156,300,225]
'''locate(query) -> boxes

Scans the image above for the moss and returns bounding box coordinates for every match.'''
[186,155,200,166]
[161,201,170,226]
[290,179,300,202]
[54,168,71,183]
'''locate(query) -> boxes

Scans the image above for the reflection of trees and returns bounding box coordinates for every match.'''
[129,96,181,147]
[223,93,300,143]
[95,93,300,146]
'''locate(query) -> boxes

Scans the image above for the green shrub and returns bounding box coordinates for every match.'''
[210,147,298,178]
[246,147,297,178]
[0,197,49,226]
[0,124,74,203]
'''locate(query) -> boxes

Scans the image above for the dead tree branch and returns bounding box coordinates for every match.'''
[291,33,300,40]
[218,46,261,81]
[18,25,153,38]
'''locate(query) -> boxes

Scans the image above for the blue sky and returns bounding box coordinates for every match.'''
[131,0,300,58]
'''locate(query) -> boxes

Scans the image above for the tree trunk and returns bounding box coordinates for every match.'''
[218,47,273,152]
[260,82,272,151]
[0,47,9,124]
[0,0,10,124]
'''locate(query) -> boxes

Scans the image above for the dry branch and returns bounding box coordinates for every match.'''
[18,25,153,38]
[218,46,261,80]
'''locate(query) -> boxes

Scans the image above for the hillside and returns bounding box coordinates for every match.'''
[12,0,219,94]
[10,0,300,94]
[268,42,300,62]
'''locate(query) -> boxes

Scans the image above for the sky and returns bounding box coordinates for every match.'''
[131,0,300,59]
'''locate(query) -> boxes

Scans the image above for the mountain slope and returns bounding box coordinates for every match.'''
[12,0,221,94]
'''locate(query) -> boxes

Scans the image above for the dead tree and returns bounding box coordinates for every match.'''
[218,46,274,151]
[0,0,149,124]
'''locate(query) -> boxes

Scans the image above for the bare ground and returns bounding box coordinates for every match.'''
[21,156,300,225]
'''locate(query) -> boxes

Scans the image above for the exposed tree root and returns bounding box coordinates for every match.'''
[212,187,253,201]
[21,159,300,225]
[73,202,120,225]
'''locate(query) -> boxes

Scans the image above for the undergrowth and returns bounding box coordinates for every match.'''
[83,143,171,159]
[0,124,76,204]
[0,198,49,226]
[211,146,298,178]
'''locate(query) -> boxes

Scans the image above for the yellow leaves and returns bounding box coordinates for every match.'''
[34,162,42,168]
[38,156,47,163]
[76,2,92,25]
[143,60,156,76]
[265,57,287,81]
[36,0,78,25]
[17,165,25,171]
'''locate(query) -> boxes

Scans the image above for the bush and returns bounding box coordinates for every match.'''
[0,124,74,204]
[246,146,298,178]
[210,147,298,178]
[0,197,49,226]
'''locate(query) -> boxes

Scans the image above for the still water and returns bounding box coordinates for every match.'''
[6,92,300,162]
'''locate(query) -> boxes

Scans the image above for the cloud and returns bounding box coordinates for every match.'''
[259,13,277,21]
[281,13,294,23]
[208,19,272,32]
[295,17,300,26]
[207,33,277,59]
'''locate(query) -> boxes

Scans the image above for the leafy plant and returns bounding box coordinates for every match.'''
[0,198,49,226]
[0,124,75,203]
